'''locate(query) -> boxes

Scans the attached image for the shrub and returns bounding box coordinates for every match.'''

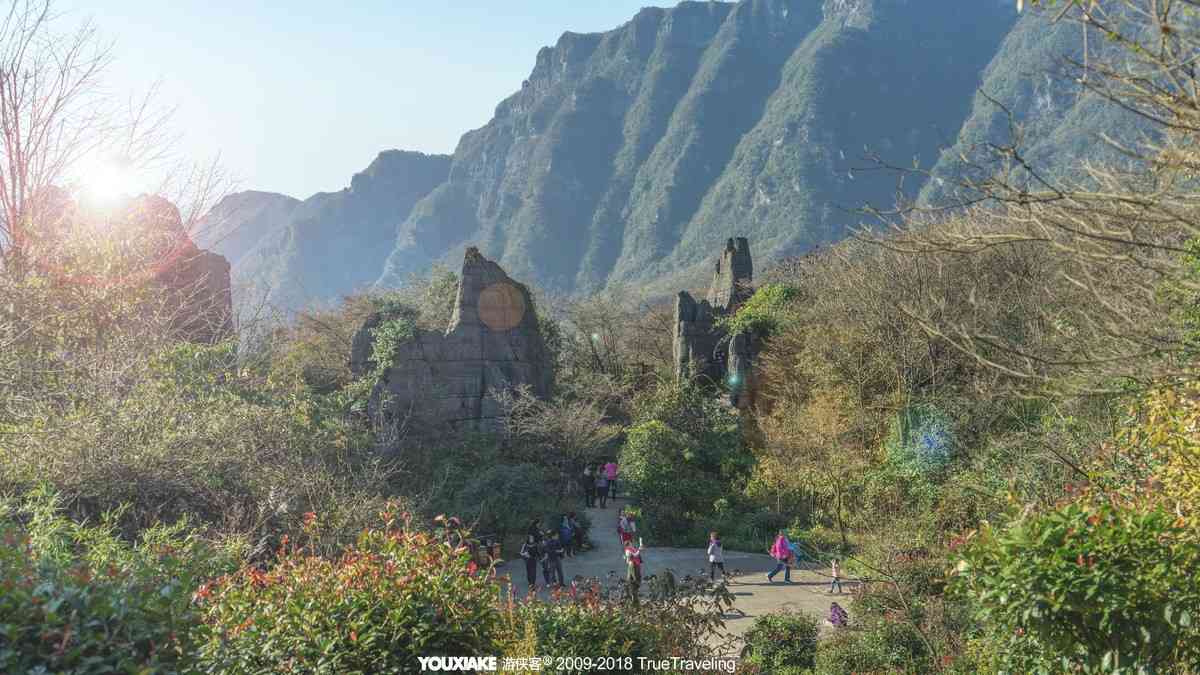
[716,283,800,339]
[742,610,821,672]
[953,498,1200,672]
[194,512,500,673]
[456,463,557,538]
[812,620,930,674]
[0,488,238,674]
[886,404,956,476]
[498,578,727,673]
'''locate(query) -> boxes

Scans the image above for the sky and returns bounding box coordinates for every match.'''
[64,1,683,199]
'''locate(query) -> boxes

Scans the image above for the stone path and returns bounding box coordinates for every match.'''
[496,496,856,654]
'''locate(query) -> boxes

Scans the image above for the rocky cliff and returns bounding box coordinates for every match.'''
[353,247,550,431]
[378,0,1016,295]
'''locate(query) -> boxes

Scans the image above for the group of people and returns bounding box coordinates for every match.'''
[581,460,619,509]
[519,513,585,590]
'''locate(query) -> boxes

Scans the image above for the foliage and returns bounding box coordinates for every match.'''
[742,610,821,673]
[619,382,747,542]
[953,498,1200,672]
[812,620,931,675]
[194,511,500,674]
[886,404,956,476]
[716,283,800,339]
[0,487,239,674]
[456,463,559,538]
[1121,384,1200,528]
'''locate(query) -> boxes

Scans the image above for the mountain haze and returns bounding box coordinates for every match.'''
[201,150,450,313]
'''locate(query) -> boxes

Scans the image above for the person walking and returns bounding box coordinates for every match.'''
[604,460,619,499]
[567,512,583,554]
[559,515,575,558]
[766,531,793,583]
[707,531,727,582]
[618,510,637,546]
[595,471,610,509]
[829,558,843,594]
[582,465,595,507]
[542,532,565,587]
[624,539,643,606]
[519,533,540,592]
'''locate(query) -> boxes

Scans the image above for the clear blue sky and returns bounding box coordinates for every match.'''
[65,1,683,199]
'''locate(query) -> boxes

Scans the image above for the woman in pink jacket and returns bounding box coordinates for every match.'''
[766,531,793,583]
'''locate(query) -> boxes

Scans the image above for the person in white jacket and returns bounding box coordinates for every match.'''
[707,531,727,582]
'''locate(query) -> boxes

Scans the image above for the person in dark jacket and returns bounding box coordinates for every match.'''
[542,532,565,587]
[559,516,574,558]
[519,533,541,592]
[582,465,595,507]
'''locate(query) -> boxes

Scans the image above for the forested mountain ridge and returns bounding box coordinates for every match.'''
[213,0,1142,306]
[379,0,1017,295]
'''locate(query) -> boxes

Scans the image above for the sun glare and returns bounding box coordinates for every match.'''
[76,156,142,206]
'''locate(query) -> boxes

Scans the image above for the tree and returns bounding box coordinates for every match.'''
[865,0,1200,392]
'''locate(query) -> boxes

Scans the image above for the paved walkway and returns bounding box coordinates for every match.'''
[496,497,855,653]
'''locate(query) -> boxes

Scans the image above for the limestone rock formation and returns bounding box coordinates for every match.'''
[673,237,757,407]
[356,247,551,431]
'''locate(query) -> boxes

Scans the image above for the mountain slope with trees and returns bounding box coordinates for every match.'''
[377,0,1017,294]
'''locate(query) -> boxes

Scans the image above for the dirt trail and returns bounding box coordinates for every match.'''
[497,496,855,654]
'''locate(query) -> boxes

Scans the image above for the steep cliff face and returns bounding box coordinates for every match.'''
[206,150,451,313]
[379,0,1016,295]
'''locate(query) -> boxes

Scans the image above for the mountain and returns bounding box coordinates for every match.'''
[920,1,1146,206]
[377,0,1018,295]
[203,150,450,314]
[194,191,299,266]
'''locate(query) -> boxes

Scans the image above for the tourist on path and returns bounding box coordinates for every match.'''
[582,465,595,507]
[567,512,583,554]
[766,531,793,583]
[519,533,540,592]
[559,515,575,558]
[707,531,727,582]
[829,601,848,628]
[595,472,610,509]
[618,511,636,546]
[829,558,843,594]
[604,460,620,499]
[624,539,643,606]
[542,532,565,587]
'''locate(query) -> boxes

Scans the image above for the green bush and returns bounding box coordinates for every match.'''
[456,463,557,538]
[742,610,821,672]
[0,488,238,674]
[812,621,930,674]
[620,382,748,543]
[194,512,500,673]
[953,498,1200,672]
